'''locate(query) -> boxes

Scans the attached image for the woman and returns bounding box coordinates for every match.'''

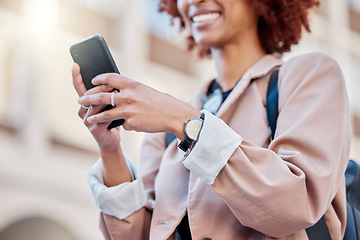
[72,0,352,239]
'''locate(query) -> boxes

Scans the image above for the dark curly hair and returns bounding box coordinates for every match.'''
[159,0,320,57]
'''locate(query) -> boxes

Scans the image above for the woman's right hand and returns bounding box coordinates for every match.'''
[72,63,121,152]
[72,63,132,186]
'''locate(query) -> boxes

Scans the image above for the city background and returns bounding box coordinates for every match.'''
[0,0,359,239]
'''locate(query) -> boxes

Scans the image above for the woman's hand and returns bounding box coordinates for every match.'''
[72,63,121,152]
[72,63,132,186]
[78,73,200,140]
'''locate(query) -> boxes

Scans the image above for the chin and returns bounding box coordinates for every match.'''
[195,39,226,50]
[193,34,225,49]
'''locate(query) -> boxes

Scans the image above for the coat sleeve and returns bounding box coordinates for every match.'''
[87,132,166,240]
[183,53,352,238]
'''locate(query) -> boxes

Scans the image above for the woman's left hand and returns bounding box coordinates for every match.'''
[78,73,200,139]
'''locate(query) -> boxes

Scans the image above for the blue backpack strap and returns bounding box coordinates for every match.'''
[165,133,177,148]
[305,216,332,239]
[344,159,360,240]
[266,69,331,240]
[266,70,279,139]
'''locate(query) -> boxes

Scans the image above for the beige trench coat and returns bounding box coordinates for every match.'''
[97,53,352,240]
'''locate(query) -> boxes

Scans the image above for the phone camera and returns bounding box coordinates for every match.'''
[72,48,79,56]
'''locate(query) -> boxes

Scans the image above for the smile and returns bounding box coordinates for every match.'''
[192,12,221,23]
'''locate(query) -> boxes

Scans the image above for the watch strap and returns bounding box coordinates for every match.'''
[178,138,192,152]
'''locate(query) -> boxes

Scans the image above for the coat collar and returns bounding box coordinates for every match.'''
[190,54,283,117]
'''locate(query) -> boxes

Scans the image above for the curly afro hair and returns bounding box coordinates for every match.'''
[159,0,320,56]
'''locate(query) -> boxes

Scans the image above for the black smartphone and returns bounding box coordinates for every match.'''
[70,34,124,129]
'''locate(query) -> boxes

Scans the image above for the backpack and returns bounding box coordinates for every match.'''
[165,70,360,239]
[267,70,360,240]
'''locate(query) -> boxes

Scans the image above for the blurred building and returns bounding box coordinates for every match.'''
[0,0,359,239]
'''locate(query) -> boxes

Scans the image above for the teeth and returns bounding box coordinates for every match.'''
[192,12,220,23]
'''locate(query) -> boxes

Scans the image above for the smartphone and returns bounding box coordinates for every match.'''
[70,34,124,129]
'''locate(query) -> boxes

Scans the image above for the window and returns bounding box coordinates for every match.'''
[69,0,127,19]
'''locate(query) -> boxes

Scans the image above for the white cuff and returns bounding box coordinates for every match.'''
[87,155,146,219]
[183,110,243,185]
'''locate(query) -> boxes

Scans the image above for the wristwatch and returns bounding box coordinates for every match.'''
[178,113,205,152]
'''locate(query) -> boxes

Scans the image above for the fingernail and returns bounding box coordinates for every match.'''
[78,97,83,104]
[72,63,78,71]
[87,116,93,123]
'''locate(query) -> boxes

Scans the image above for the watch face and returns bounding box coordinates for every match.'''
[185,119,203,140]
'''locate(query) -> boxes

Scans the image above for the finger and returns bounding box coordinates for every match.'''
[72,63,87,97]
[84,84,114,96]
[88,122,111,134]
[92,73,134,90]
[83,105,109,127]
[86,107,124,125]
[78,92,116,107]
[82,85,113,108]
[78,106,88,119]
[85,104,107,118]
[78,104,104,120]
